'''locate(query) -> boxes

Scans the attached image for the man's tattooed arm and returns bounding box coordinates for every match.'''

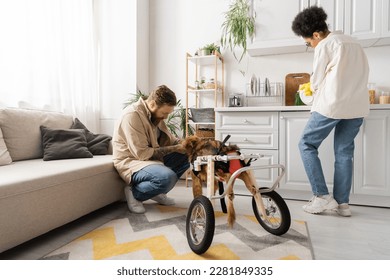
[151,144,186,162]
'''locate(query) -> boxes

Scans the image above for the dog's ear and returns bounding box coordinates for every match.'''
[181,135,202,162]
[181,135,200,153]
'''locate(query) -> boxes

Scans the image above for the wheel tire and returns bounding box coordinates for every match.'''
[252,188,291,236]
[186,195,215,254]
[218,181,227,213]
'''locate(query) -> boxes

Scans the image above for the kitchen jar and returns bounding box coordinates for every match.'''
[379,91,390,104]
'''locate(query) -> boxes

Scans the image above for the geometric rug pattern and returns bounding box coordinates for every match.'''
[42,204,314,260]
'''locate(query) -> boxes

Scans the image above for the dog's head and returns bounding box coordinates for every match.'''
[181,135,239,162]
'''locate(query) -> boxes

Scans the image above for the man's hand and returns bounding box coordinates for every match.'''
[151,144,186,161]
[174,143,187,154]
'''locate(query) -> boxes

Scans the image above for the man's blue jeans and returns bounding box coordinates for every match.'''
[298,112,363,204]
[131,152,190,201]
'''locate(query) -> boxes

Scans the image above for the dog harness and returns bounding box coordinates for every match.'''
[191,135,253,180]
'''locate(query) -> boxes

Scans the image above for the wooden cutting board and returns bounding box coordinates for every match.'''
[285,73,311,105]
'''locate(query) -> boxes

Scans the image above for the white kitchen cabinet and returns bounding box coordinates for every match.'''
[344,0,382,46]
[383,0,390,36]
[215,107,390,206]
[248,0,308,56]
[215,111,279,188]
[248,0,346,55]
[377,0,390,45]
[309,0,345,32]
[354,110,390,197]
[278,111,335,192]
[216,111,278,149]
[248,0,390,56]
[316,0,390,46]
[251,0,306,43]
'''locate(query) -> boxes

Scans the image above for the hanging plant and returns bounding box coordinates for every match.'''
[220,0,255,62]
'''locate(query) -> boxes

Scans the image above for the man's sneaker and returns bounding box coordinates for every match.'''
[302,195,338,214]
[336,203,352,217]
[151,193,175,206]
[124,186,145,214]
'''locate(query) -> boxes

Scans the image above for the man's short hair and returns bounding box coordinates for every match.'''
[148,85,177,107]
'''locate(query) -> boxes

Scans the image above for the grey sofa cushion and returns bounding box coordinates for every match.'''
[0,108,73,161]
[71,118,112,155]
[40,126,93,161]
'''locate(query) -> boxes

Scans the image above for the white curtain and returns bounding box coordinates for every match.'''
[0,0,100,132]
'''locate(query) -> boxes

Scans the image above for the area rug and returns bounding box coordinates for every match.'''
[42,204,314,260]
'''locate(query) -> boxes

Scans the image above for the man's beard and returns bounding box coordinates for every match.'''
[151,113,163,126]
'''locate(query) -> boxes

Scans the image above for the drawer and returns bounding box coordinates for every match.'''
[217,131,278,149]
[216,111,278,130]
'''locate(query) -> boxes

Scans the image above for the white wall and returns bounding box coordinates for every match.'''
[95,0,149,135]
[149,0,227,106]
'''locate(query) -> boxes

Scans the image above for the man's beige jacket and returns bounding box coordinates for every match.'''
[112,98,178,184]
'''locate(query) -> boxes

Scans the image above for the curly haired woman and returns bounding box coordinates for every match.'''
[292,6,369,216]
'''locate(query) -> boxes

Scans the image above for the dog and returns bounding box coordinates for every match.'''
[182,135,264,227]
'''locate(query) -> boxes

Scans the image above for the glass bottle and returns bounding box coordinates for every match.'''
[368,83,376,104]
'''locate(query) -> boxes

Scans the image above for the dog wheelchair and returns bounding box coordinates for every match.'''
[186,152,291,255]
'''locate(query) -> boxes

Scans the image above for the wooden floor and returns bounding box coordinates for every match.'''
[1,180,390,260]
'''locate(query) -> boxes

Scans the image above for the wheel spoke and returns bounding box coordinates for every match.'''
[189,203,207,245]
[260,196,282,229]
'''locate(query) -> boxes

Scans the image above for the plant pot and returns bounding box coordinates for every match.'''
[199,49,211,56]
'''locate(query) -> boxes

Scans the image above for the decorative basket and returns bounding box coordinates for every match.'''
[189,108,215,123]
[195,128,215,138]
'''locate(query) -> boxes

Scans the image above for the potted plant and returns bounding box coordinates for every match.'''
[165,100,194,138]
[124,90,193,138]
[220,0,255,62]
[198,43,221,56]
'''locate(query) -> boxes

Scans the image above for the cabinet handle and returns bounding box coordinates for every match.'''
[243,119,248,123]
[280,116,284,120]
[244,138,249,142]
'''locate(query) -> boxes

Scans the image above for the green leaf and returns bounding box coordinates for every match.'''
[220,0,255,62]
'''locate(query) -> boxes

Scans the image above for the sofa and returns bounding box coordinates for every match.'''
[0,107,125,253]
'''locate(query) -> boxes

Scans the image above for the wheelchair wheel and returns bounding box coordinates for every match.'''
[252,187,291,236]
[186,195,215,254]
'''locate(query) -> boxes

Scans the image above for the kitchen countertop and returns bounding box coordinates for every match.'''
[215,104,390,112]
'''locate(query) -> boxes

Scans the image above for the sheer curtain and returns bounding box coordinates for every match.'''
[0,0,99,132]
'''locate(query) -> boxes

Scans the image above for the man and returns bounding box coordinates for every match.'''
[292,6,369,216]
[113,85,189,214]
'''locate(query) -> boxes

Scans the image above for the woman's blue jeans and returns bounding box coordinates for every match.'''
[131,152,190,201]
[298,112,363,204]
